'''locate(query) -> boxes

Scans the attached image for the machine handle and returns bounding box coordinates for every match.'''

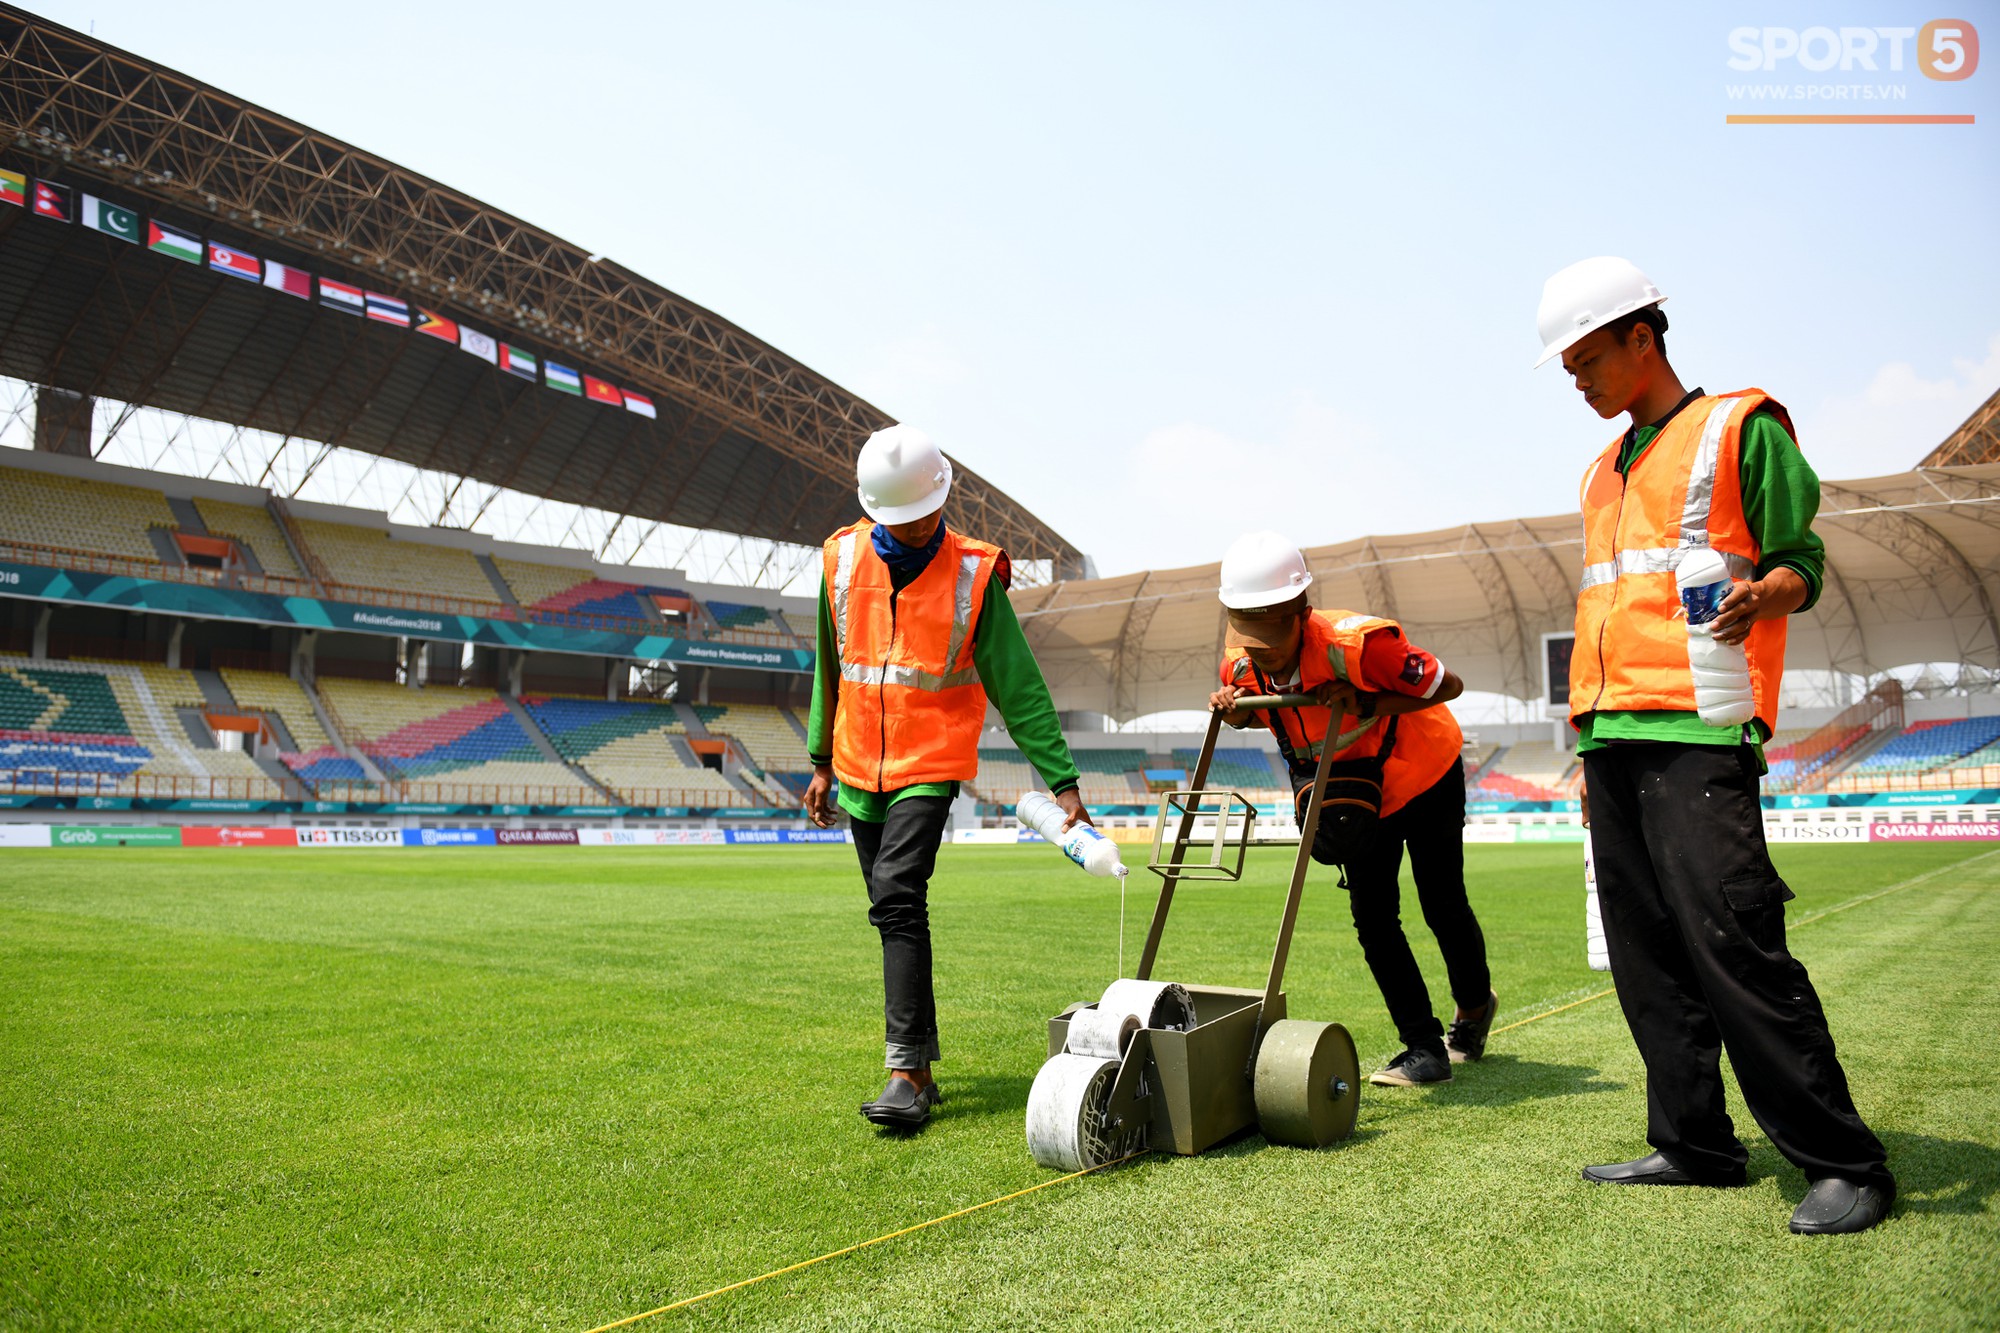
[1227,692,1319,710]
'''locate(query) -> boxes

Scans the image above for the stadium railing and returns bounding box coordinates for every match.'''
[0,769,791,808]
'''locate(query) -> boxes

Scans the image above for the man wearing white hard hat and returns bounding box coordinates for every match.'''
[1207,531,1495,1087]
[805,424,1087,1129]
[1537,257,1893,1234]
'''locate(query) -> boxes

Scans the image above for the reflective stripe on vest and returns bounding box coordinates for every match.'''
[829,543,984,693]
[1575,399,1755,593]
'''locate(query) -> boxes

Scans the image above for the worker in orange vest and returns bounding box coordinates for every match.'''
[805,425,1088,1129]
[1207,531,1495,1088]
[1540,256,1892,1234]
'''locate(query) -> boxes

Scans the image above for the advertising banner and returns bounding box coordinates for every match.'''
[722,828,853,845]
[1865,822,2000,842]
[400,828,498,847]
[296,827,402,847]
[182,826,300,847]
[496,828,580,845]
[0,825,51,847]
[49,825,182,847]
[1762,821,1876,843]
[575,828,729,846]
[0,559,815,673]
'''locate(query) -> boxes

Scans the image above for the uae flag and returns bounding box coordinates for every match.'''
[208,241,262,281]
[319,278,366,315]
[499,344,538,380]
[583,375,622,406]
[545,362,583,396]
[263,259,312,299]
[0,169,25,208]
[364,292,411,326]
[31,180,70,221]
[147,220,201,264]
[413,308,458,342]
[459,327,499,364]
[622,390,657,419]
[81,193,139,242]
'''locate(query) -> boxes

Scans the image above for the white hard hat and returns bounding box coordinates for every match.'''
[1533,256,1667,368]
[855,424,953,525]
[1217,531,1313,610]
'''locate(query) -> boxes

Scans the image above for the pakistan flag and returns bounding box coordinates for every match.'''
[80,193,139,243]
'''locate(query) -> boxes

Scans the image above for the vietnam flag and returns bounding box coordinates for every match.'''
[413,308,458,342]
[583,375,622,406]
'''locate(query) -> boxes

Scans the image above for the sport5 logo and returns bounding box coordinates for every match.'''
[1727,22,1979,79]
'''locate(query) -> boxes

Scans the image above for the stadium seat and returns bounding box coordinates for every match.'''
[317,679,596,797]
[295,517,503,605]
[0,464,178,562]
[520,695,741,803]
[193,498,306,579]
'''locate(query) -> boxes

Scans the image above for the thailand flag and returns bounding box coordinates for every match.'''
[207,241,261,282]
[622,390,657,419]
[263,259,312,299]
[364,292,411,326]
[319,278,366,315]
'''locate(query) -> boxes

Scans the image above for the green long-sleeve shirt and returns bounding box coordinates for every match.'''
[1576,395,1824,755]
[807,562,1080,822]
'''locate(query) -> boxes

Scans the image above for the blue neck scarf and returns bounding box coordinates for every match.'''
[872,520,946,581]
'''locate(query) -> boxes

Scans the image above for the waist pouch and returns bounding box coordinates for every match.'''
[1292,753,1388,867]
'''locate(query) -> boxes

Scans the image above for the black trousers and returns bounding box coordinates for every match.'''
[1342,761,1491,1053]
[1584,742,1891,1187]
[850,794,953,1069]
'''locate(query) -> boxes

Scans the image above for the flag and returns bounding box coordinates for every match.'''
[622,390,657,419]
[0,170,25,208]
[31,180,69,221]
[147,220,201,264]
[545,362,582,395]
[364,292,410,326]
[207,241,261,281]
[413,308,458,342]
[499,344,538,380]
[459,327,498,364]
[584,375,622,406]
[263,259,312,299]
[80,193,139,243]
[319,278,365,315]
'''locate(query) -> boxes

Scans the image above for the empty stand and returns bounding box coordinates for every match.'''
[0,464,177,562]
[193,498,305,580]
[296,517,503,606]
[1171,746,1282,791]
[522,695,742,802]
[317,679,597,798]
[218,667,367,784]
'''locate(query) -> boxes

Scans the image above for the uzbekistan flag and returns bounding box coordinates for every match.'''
[263,260,312,299]
[622,390,657,419]
[147,220,201,264]
[545,362,583,395]
[459,327,498,364]
[31,180,70,221]
[583,375,622,406]
[208,241,262,281]
[80,193,139,242]
[499,344,538,381]
[319,278,366,315]
[0,169,25,208]
[413,308,458,342]
[365,292,411,326]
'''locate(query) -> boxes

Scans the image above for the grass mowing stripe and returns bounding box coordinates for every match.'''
[579,1153,1148,1332]
[582,845,1995,1331]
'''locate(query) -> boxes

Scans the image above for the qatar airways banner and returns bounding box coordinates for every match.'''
[1864,822,2000,842]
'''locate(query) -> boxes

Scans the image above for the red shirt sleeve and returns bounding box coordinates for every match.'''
[1355,626,1445,699]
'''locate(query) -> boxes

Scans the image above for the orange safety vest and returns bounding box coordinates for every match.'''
[1570,389,1791,733]
[1221,609,1463,818]
[822,521,1004,792]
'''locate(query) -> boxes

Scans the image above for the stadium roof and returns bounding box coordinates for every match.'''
[0,6,1084,575]
[1016,463,2000,719]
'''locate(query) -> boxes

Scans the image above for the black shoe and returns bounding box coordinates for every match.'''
[1446,988,1499,1063]
[1581,1151,1745,1187]
[860,1075,941,1128]
[1790,1177,1896,1235]
[1368,1045,1452,1087]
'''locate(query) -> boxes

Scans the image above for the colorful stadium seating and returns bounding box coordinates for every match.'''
[522,695,741,801]
[218,667,366,783]
[693,703,809,805]
[1845,717,2000,777]
[706,601,780,633]
[0,657,150,784]
[317,679,595,796]
[1171,746,1282,791]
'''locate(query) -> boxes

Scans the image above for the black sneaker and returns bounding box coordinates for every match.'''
[1446,989,1499,1063]
[860,1075,942,1128]
[1368,1046,1452,1087]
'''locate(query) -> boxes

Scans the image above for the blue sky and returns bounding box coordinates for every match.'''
[32,1,2000,575]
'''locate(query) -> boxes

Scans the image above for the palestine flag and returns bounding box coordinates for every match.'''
[0,169,25,208]
[545,362,583,395]
[147,220,201,263]
[80,193,139,242]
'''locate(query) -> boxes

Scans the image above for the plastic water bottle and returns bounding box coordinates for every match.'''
[1017,790,1127,879]
[1676,547,1756,727]
[1583,833,1609,972]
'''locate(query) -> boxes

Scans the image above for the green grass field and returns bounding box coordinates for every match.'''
[2,842,1996,1330]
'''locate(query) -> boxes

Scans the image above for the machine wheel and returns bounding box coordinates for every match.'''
[1253,1019,1360,1147]
[1025,1053,1123,1170]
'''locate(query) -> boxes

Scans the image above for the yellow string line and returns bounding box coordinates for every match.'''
[580,1152,1147,1332]
[582,848,1993,1331]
